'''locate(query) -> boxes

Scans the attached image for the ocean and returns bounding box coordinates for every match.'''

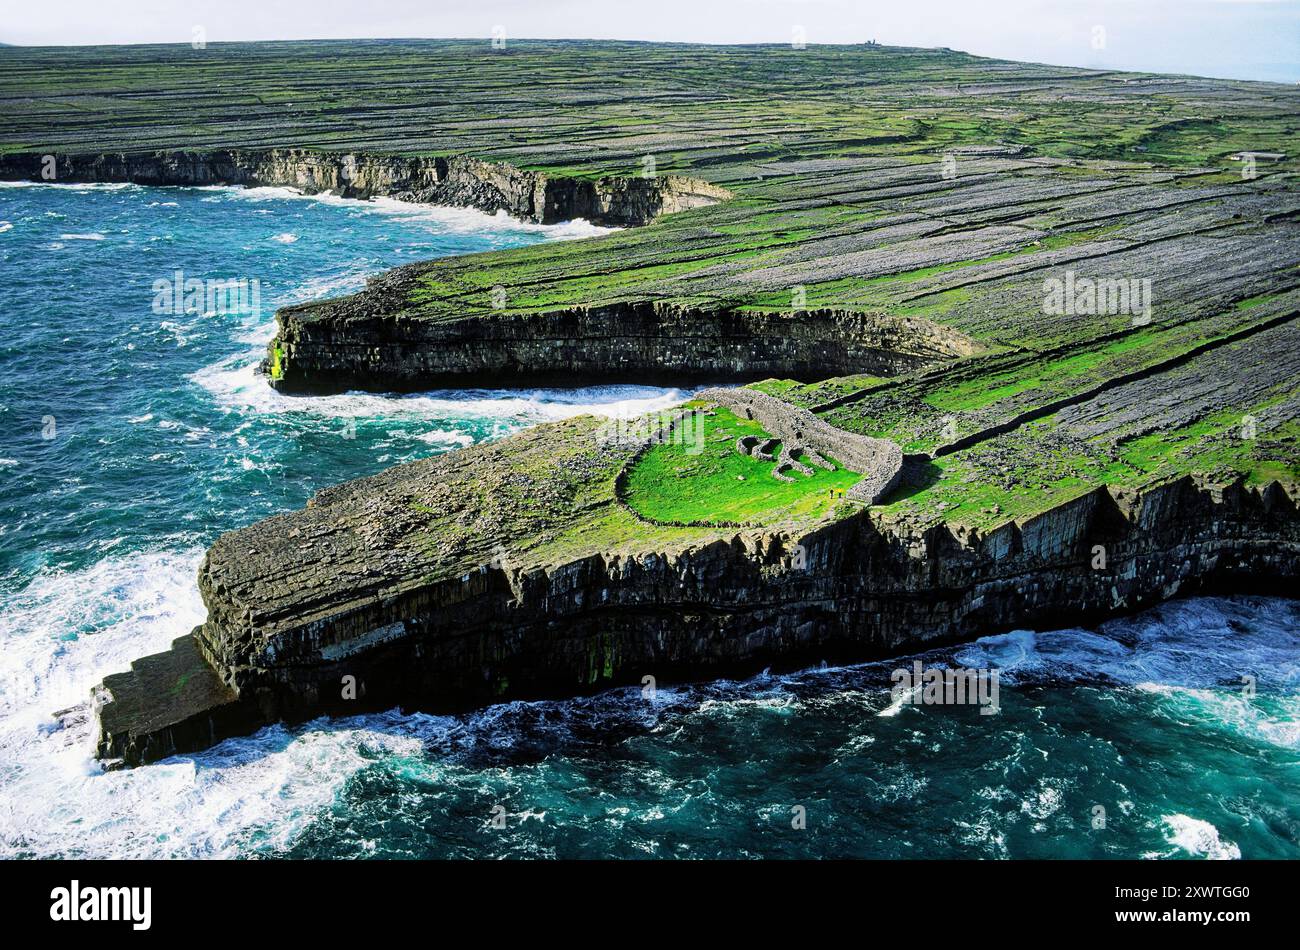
[0,181,1296,859]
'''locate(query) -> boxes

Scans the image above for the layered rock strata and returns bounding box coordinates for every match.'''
[0,149,730,227]
[91,410,1299,767]
[267,293,974,394]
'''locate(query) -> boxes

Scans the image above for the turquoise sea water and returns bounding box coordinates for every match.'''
[0,181,1296,859]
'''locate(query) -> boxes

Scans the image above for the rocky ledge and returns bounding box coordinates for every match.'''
[91,409,1299,767]
[0,148,730,227]
[267,287,978,393]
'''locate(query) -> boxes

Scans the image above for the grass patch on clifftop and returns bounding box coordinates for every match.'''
[12,40,1293,535]
[623,407,861,524]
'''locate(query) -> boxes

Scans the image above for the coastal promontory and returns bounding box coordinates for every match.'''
[1,40,1295,764]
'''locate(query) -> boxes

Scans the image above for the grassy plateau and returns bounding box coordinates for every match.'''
[0,38,1295,550]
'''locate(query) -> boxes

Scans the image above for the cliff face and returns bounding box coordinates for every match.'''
[0,148,985,392]
[269,291,978,393]
[0,149,730,226]
[201,475,1298,706]
[93,461,1300,767]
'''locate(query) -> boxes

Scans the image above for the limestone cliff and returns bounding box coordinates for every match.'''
[0,149,730,227]
[92,410,1300,767]
[268,289,977,394]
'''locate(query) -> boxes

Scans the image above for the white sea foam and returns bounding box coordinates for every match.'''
[413,429,476,447]
[191,353,691,424]
[0,181,139,191]
[196,184,615,239]
[1159,814,1241,860]
[0,549,205,717]
[364,195,615,240]
[877,682,921,717]
[1019,779,1066,821]
[954,597,1300,694]
[58,232,106,241]
[0,179,613,241]
[951,598,1300,758]
[0,547,462,858]
[0,221,12,233]
[1135,682,1300,749]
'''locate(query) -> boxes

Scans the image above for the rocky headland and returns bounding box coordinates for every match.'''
[1,39,1294,766]
[0,148,730,226]
[96,422,1299,766]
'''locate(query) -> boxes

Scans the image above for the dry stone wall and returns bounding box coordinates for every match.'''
[696,387,904,503]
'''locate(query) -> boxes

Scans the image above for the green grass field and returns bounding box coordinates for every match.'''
[2,39,1294,537]
[623,408,861,524]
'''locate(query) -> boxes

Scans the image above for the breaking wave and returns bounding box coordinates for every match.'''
[0,586,1294,859]
[3,180,1295,860]
[199,185,616,240]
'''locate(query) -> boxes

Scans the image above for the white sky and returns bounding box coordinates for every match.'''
[2,0,1297,83]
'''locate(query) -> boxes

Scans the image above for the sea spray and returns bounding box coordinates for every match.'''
[1,182,1296,860]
